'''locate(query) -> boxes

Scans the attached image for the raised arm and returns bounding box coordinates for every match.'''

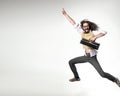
[62,8,76,26]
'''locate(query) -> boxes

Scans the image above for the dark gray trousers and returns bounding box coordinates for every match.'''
[69,55,117,82]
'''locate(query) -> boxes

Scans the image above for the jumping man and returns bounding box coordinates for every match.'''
[62,8,120,87]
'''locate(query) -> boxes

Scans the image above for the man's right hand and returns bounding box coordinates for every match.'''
[62,8,67,15]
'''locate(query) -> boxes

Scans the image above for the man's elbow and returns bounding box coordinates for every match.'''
[100,31,107,37]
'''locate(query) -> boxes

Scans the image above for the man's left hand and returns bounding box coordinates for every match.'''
[89,37,97,42]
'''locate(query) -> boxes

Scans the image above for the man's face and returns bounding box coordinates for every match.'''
[82,23,90,33]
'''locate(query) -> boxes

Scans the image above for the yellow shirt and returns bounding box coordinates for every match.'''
[81,32,94,53]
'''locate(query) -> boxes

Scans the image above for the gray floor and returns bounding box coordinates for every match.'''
[0,65,120,96]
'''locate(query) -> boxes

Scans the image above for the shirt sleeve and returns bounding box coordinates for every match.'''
[93,30,107,36]
[73,23,83,34]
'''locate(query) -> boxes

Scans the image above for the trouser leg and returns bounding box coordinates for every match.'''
[89,56,117,82]
[69,56,89,78]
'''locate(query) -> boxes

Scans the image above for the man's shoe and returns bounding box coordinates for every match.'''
[115,78,120,87]
[69,78,80,82]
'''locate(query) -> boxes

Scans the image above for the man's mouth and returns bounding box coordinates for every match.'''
[84,29,89,33]
[85,29,89,31]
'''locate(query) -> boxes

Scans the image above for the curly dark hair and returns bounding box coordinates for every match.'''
[80,19,99,31]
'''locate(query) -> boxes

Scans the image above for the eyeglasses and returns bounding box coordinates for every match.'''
[82,25,89,28]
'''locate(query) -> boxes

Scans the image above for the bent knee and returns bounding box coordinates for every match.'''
[68,59,75,65]
[69,60,72,65]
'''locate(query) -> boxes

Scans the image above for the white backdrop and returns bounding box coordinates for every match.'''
[0,0,120,96]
